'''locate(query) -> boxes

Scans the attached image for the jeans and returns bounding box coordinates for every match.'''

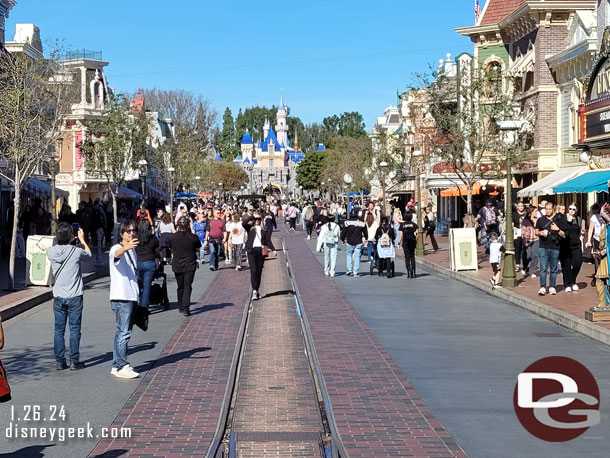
[110,300,134,370]
[95,227,104,264]
[525,240,539,274]
[514,237,523,266]
[175,270,195,312]
[198,245,206,263]
[403,240,416,275]
[394,223,401,247]
[539,247,560,288]
[346,243,362,275]
[323,244,338,275]
[248,247,265,291]
[209,240,222,269]
[367,242,375,262]
[137,260,156,309]
[233,243,244,268]
[305,220,314,236]
[53,296,84,364]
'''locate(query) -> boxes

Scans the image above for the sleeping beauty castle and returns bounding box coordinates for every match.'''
[233,95,309,196]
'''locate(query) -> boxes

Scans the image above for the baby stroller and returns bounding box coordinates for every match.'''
[149,264,170,310]
[371,232,395,278]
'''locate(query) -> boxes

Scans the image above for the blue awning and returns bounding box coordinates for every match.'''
[553,170,610,194]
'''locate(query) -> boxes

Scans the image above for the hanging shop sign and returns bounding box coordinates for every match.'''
[584,29,610,144]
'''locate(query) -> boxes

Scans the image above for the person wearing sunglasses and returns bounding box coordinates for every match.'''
[557,204,584,292]
[109,220,140,379]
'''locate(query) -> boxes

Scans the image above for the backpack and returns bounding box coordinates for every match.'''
[379,230,391,248]
[324,223,338,244]
[484,207,497,226]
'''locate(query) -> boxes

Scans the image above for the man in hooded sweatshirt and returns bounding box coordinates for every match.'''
[47,222,91,370]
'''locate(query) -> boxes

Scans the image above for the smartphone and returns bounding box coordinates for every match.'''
[72,223,80,232]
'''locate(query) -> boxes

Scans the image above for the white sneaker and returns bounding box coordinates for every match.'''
[307,235,311,240]
[252,290,258,300]
[236,266,241,271]
[111,367,118,375]
[565,286,572,293]
[538,287,546,296]
[225,259,231,264]
[531,274,537,278]
[572,284,579,291]
[521,270,526,275]
[324,271,330,276]
[114,365,139,379]
[549,287,557,295]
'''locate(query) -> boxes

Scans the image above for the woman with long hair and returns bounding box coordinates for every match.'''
[263,204,277,256]
[521,207,539,277]
[365,211,379,263]
[243,213,266,300]
[157,212,174,264]
[169,216,201,316]
[135,219,159,310]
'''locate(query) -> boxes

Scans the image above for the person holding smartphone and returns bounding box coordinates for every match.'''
[535,202,565,296]
[109,220,140,379]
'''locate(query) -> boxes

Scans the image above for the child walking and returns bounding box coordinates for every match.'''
[489,232,513,289]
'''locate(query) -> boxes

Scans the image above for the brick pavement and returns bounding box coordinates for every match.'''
[284,235,468,458]
[420,235,609,330]
[232,246,323,457]
[88,266,251,457]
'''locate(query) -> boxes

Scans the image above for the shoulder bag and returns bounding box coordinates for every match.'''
[0,359,11,402]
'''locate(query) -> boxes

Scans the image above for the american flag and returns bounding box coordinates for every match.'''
[475,0,481,23]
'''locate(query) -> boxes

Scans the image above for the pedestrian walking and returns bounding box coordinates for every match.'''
[303,202,315,240]
[521,207,539,277]
[243,213,266,300]
[488,232,513,288]
[193,212,208,265]
[513,201,527,272]
[341,211,368,277]
[586,203,603,287]
[109,220,140,379]
[558,203,584,292]
[375,217,396,278]
[227,213,246,270]
[263,206,278,256]
[205,209,226,271]
[317,218,341,277]
[423,206,439,251]
[535,202,565,296]
[135,219,159,310]
[398,210,418,278]
[392,207,403,248]
[364,211,379,262]
[47,223,91,370]
[286,202,298,231]
[157,212,174,265]
[477,200,501,251]
[170,216,201,316]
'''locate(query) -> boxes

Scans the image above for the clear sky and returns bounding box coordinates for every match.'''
[6,0,476,129]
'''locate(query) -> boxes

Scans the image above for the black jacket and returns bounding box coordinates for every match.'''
[341,219,368,246]
[243,216,267,253]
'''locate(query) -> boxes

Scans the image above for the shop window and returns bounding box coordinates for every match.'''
[485,61,503,98]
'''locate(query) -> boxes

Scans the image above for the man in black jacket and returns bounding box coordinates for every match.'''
[341,212,368,277]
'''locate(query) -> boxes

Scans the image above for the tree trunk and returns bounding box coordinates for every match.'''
[111,187,118,245]
[466,185,473,218]
[8,166,21,291]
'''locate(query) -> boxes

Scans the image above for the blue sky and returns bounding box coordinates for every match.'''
[6,0,476,129]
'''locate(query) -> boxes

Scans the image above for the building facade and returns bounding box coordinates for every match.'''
[0,0,15,46]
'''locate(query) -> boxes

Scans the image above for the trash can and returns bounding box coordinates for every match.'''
[26,235,55,286]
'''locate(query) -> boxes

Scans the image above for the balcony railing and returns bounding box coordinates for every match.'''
[64,49,103,61]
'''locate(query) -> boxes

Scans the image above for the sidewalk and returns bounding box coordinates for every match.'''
[415,235,610,345]
[0,253,109,321]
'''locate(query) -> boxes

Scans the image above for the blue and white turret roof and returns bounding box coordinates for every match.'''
[316,144,326,151]
[243,157,250,163]
[240,129,253,145]
[279,94,287,110]
[260,128,282,152]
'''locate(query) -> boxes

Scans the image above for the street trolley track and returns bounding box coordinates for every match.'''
[205,236,348,458]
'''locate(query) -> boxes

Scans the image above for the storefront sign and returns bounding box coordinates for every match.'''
[55,173,73,185]
[584,30,610,143]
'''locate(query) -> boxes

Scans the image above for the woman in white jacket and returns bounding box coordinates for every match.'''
[316,219,341,277]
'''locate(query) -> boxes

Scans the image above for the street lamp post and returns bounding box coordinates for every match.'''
[343,173,353,216]
[167,166,175,214]
[138,159,148,204]
[50,136,62,235]
[412,151,426,257]
[499,121,523,288]
[379,161,388,216]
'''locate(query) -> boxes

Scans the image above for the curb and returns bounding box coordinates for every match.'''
[0,268,109,322]
[416,256,610,347]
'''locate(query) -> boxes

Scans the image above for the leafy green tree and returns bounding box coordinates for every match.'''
[220,107,239,160]
[296,150,326,190]
[235,106,277,145]
[324,136,373,194]
[209,161,248,192]
[81,95,151,225]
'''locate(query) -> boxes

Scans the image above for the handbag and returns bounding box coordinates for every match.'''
[0,360,11,403]
[262,246,269,257]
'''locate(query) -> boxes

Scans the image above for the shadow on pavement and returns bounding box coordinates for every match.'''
[263,289,294,299]
[89,449,129,458]
[0,445,54,457]
[81,342,157,369]
[135,346,211,373]
[191,302,233,315]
